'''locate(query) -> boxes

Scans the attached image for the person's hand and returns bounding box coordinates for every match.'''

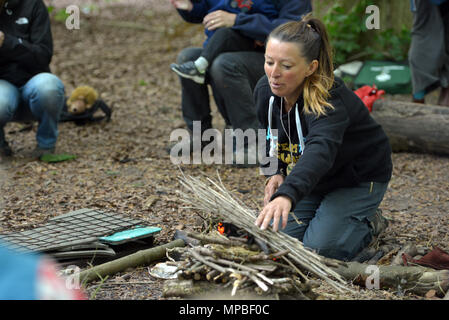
[264,174,284,206]
[169,0,193,11]
[0,31,4,48]
[203,10,237,30]
[255,196,292,232]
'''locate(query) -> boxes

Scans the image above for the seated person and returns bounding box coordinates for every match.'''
[0,0,65,159]
[409,0,449,105]
[169,0,312,163]
[171,27,264,84]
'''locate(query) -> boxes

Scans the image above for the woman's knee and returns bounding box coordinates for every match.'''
[303,224,371,261]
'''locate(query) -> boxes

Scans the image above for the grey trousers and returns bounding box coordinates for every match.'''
[408,0,449,94]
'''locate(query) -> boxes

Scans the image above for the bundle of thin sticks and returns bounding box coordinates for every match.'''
[177,172,354,294]
[167,241,313,297]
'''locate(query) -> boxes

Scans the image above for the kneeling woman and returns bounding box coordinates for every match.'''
[254,15,392,261]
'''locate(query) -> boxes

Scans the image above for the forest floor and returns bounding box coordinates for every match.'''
[0,2,448,300]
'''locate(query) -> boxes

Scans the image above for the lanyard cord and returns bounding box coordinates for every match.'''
[279,98,295,163]
[267,96,305,159]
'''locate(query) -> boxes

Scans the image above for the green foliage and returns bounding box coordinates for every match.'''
[323,0,411,66]
[47,6,70,22]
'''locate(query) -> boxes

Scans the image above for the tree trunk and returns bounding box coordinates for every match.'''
[371,99,449,155]
[332,261,449,296]
[78,239,185,283]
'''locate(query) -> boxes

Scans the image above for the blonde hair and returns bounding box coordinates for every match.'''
[268,14,334,117]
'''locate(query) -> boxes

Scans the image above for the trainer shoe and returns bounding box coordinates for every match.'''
[369,208,389,237]
[170,61,206,84]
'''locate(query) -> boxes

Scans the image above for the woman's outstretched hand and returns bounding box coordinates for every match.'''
[255,195,292,232]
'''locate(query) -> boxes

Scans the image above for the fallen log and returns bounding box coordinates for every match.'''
[78,239,185,283]
[162,279,315,300]
[371,99,449,155]
[332,261,449,297]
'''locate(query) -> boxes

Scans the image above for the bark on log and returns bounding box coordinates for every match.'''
[78,239,185,283]
[332,261,449,296]
[162,279,315,300]
[371,99,449,155]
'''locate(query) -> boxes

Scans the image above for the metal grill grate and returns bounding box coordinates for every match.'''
[0,208,146,253]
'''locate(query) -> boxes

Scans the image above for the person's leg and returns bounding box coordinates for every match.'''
[0,80,21,156]
[281,193,323,240]
[438,1,449,106]
[200,28,259,65]
[208,51,265,166]
[172,29,258,84]
[20,73,65,150]
[285,181,389,261]
[176,47,213,132]
[209,51,265,132]
[409,0,446,102]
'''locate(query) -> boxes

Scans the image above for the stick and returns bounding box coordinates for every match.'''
[78,239,185,283]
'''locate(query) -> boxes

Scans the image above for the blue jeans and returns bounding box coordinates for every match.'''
[282,181,389,261]
[0,73,65,149]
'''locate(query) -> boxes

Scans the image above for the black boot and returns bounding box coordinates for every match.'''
[0,139,12,158]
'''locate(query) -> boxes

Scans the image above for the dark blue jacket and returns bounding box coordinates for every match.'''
[177,0,312,44]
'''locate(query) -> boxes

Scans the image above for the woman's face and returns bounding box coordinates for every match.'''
[264,38,317,105]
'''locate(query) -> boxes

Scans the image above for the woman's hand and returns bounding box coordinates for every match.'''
[203,10,237,30]
[264,174,284,206]
[255,196,292,232]
[169,0,193,11]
